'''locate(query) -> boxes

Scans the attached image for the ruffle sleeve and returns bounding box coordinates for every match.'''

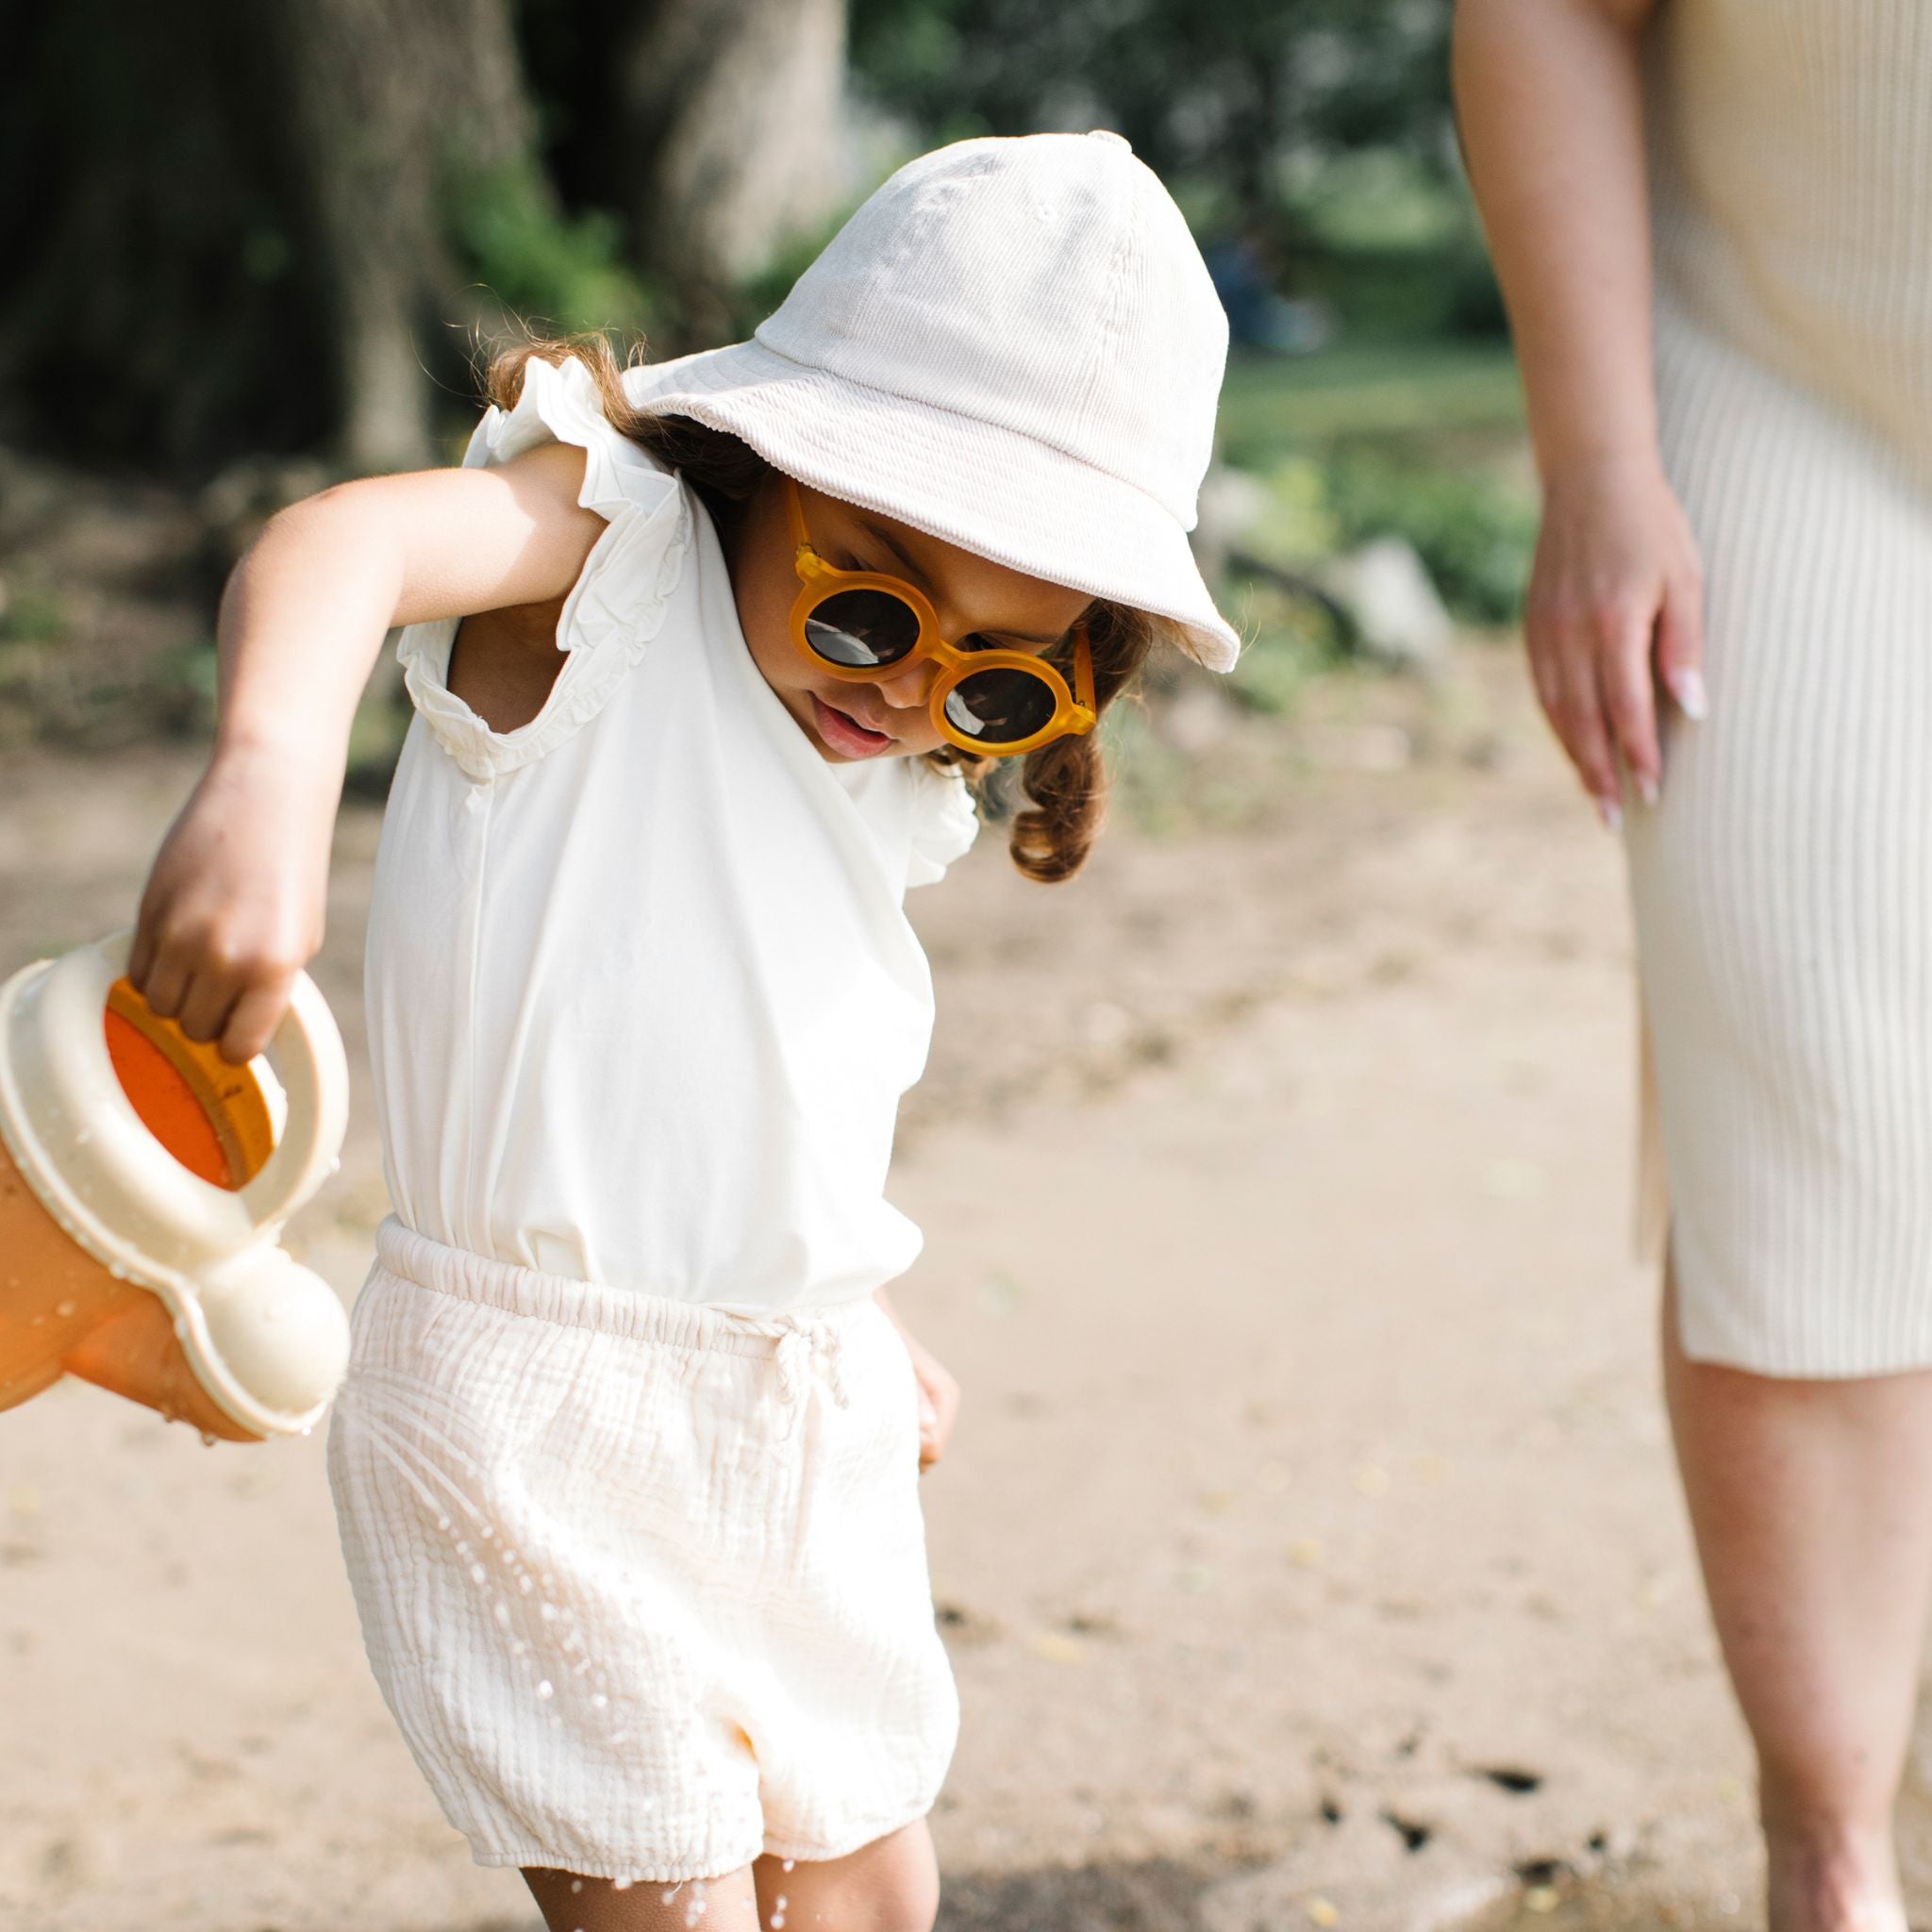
[905,760,980,888]
[395,353,693,782]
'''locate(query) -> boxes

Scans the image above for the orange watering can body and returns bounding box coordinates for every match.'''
[0,932,352,1441]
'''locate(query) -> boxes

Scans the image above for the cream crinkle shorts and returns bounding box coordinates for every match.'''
[325,1217,958,1883]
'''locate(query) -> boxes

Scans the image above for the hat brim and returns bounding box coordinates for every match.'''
[624,341,1240,673]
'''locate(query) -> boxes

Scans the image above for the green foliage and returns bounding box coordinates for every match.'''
[1227,444,1534,626]
[0,583,68,645]
[1215,346,1537,626]
[1218,342,1524,464]
[1324,451,1536,625]
[1225,592,1338,715]
[849,0,1454,205]
[445,155,655,338]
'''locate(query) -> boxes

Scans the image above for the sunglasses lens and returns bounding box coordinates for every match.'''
[943,665,1060,748]
[803,589,921,669]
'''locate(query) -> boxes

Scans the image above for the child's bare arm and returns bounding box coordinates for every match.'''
[131,441,605,1062]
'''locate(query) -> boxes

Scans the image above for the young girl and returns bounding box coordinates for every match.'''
[129,132,1236,1932]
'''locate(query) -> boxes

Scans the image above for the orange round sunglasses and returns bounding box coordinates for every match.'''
[786,477,1096,758]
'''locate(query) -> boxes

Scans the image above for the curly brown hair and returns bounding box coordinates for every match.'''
[485,335,1203,884]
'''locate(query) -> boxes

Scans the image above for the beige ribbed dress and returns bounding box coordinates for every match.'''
[1628,0,1932,1374]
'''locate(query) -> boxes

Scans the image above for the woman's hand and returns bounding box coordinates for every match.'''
[874,1291,961,1473]
[1524,454,1707,825]
[128,740,340,1063]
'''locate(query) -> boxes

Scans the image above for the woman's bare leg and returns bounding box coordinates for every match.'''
[525,1863,761,1932]
[1664,1269,1932,1932]
[753,1821,940,1932]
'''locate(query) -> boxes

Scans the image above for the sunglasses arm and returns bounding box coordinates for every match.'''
[783,475,821,572]
[1073,627,1097,721]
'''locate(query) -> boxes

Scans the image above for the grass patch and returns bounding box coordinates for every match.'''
[1218,341,1524,458]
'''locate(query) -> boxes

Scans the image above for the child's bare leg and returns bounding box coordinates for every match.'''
[525,1863,761,1931]
[753,1821,940,1932]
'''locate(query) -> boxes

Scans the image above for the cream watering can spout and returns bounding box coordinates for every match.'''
[0,930,351,1441]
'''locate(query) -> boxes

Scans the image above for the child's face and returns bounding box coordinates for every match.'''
[730,476,1093,762]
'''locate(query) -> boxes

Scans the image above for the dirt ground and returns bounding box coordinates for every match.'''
[7,653,1932,1932]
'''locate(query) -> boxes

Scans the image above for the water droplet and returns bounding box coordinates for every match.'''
[570,1879,583,1894]
[492,1603,511,1629]
[54,1300,75,1317]
[470,1563,488,1585]
[436,1514,452,1532]
[199,1431,219,1448]
[535,1679,554,1700]
[781,1859,795,1874]
[590,1692,608,1709]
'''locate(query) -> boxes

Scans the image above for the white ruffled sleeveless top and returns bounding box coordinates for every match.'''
[363,356,979,1314]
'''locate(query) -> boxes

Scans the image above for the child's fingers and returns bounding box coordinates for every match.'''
[139,946,193,1022]
[219,972,298,1066]
[176,968,244,1049]
[126,913,158,991]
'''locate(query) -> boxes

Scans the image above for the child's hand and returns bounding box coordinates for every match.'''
[129,741,339,1063]
[874,1291,960,1473]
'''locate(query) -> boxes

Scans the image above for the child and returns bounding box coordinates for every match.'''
[129,132,1236,1932]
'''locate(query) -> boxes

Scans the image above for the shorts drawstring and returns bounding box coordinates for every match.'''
[762,1313,854,1416]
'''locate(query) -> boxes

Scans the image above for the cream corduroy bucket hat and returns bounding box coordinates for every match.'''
[624,130,1239,671]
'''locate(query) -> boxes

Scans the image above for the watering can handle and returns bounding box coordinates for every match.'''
[97,931,351,1236]
[238,967,351,1234]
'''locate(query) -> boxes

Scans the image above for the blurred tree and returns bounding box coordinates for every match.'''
[0,1,334,470]
[274,0,550,471]
[517,0,849,347]
[0,0,846,475]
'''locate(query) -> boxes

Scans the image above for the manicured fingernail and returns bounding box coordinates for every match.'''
[1672,669,1708,721]
[1639,773,1660,808]
[1597,797,1624,833]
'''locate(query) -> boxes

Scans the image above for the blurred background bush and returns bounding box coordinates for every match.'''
[0,0,1533,759]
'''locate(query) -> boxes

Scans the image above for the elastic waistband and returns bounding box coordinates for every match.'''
[372,1217,876,1357]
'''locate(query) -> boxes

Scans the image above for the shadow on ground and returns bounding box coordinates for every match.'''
[938,1857,1214,1931]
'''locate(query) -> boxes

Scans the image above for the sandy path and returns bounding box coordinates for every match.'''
[4,658,1921,1930]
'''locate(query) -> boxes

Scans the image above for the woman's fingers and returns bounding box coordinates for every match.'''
[1597,594,1663,804]
[1536,617,1624,824]
[1656,566,1708,721]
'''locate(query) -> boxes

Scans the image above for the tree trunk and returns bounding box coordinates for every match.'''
[272,0,542,471]
[616,0,849,344]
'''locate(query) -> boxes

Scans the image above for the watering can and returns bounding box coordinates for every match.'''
[0,931,351,1441]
